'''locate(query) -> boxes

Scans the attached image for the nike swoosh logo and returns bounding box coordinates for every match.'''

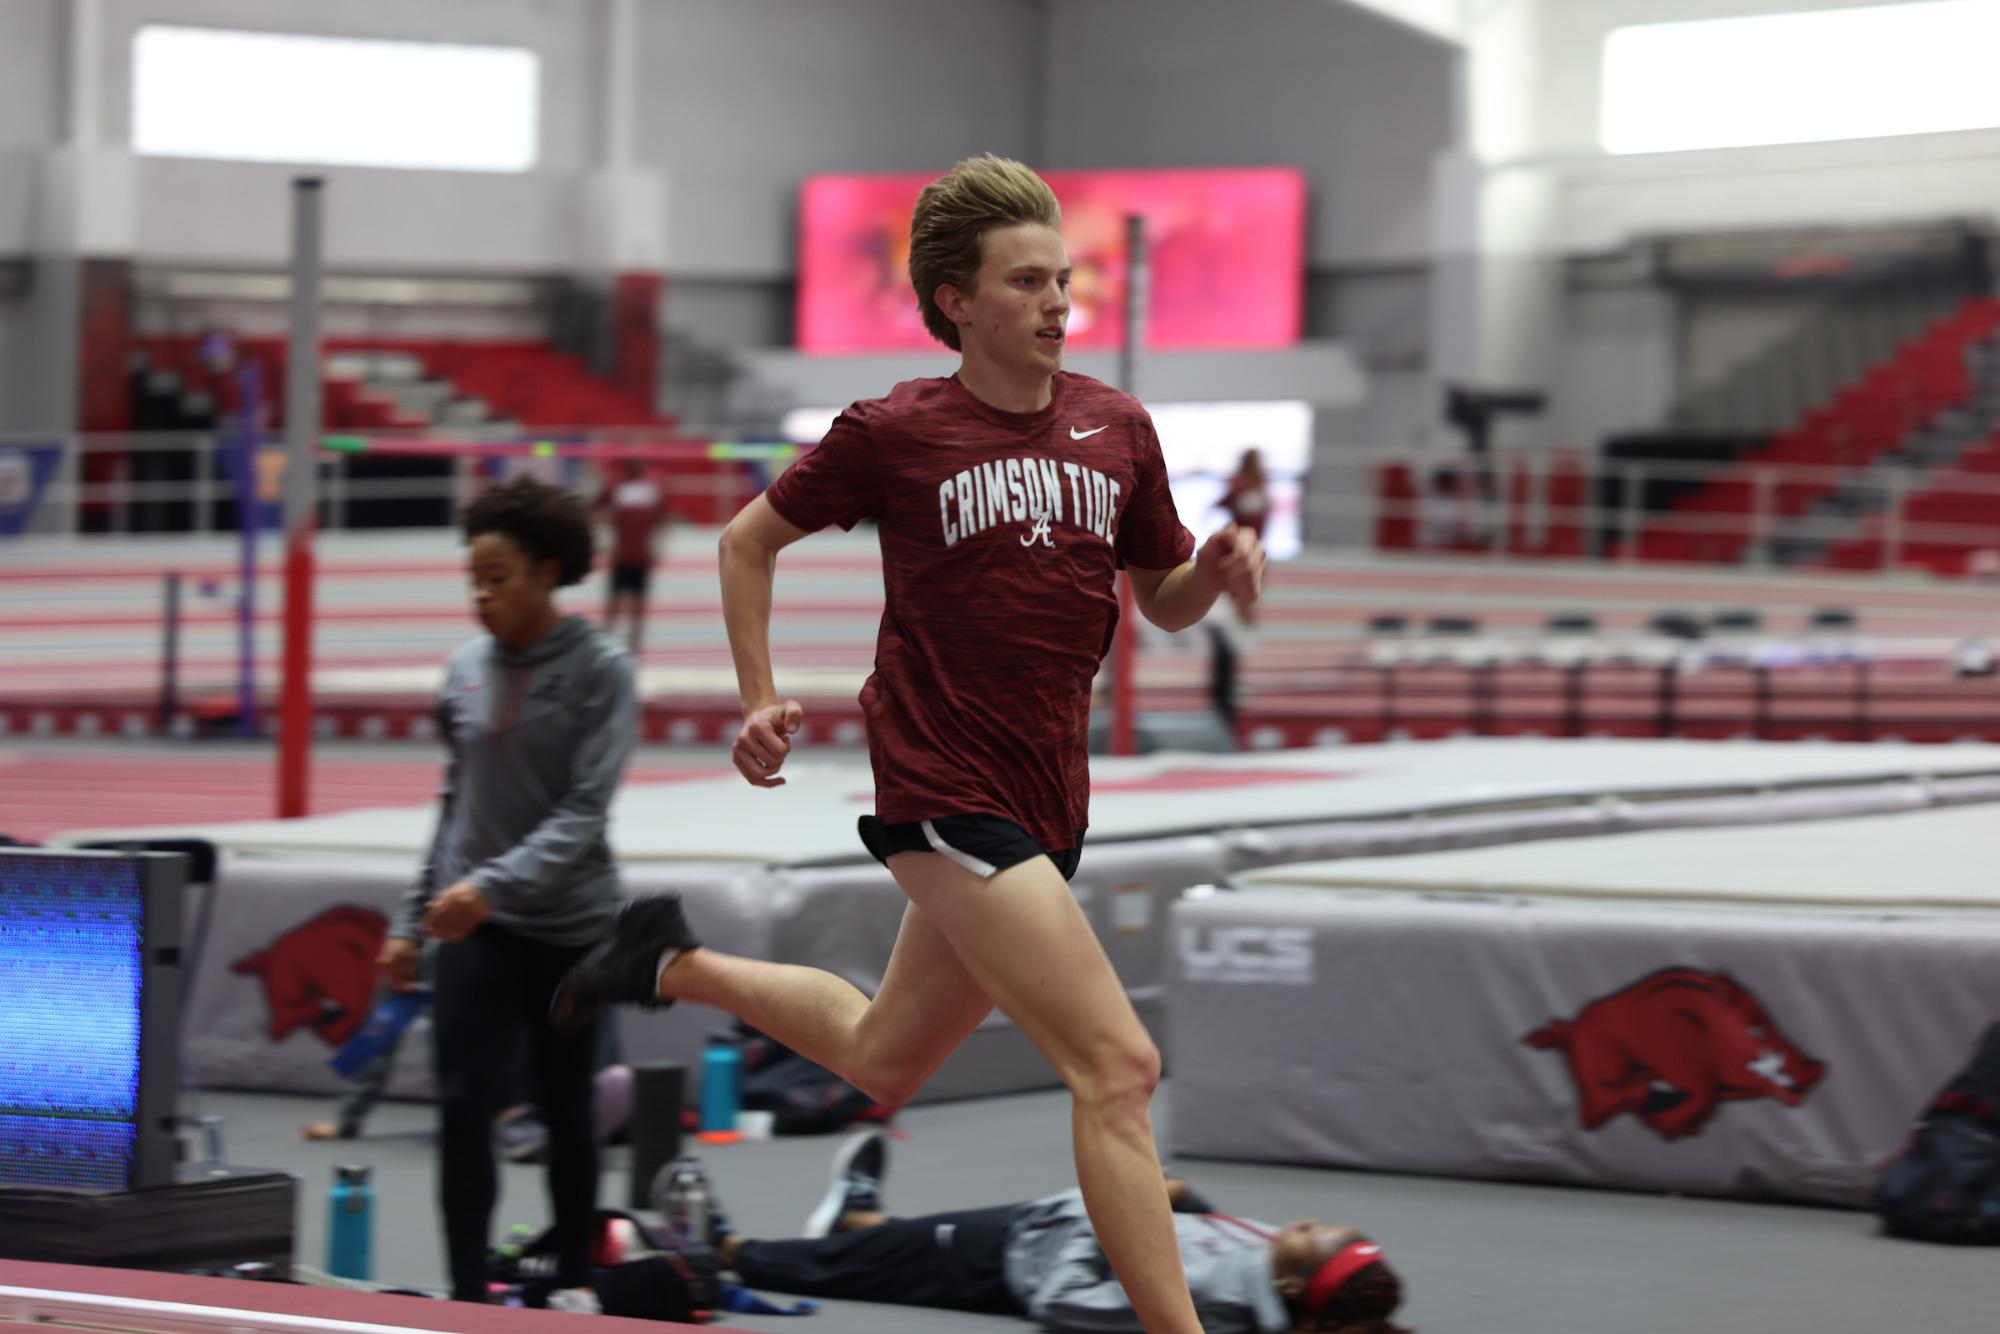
[1070,425,1109,439]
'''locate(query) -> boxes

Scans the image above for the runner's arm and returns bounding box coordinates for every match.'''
[718,494,812,713]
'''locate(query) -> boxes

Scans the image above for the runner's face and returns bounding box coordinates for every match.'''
[951,222,1071,379]
[467,532,556,646]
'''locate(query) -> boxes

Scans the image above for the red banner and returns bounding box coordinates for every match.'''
[798,167,1306,353]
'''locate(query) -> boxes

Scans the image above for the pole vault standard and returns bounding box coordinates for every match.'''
[278,178,323,819]
[1108,214,1148,758]
[318,438,801,464]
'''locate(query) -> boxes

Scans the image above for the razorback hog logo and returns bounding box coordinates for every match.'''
[232,906,389,1048]
[1523,967,1827,1142]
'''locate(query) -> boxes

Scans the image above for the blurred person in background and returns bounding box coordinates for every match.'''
[1215,447,1269,540]
[595,457,672,654]
[381,476,637,1303]
[1208,446,1270,708]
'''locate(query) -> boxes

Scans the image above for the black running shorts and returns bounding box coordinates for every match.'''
[857,814,1084,882]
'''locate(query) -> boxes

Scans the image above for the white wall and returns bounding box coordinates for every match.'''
[1679,291,1833,396]
[0,0,62,152]
[1045,0,1459,269]
[0,291,29,430]
[1551,285,1676,449]
[636,0,1041,278]
[741,342,1367,412]
[131,157,589,270]
[0,1,62,260]
[1335,0,1465,43]
[1554,134,2000,254]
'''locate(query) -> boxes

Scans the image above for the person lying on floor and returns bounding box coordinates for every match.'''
[686,1129,1412,1334]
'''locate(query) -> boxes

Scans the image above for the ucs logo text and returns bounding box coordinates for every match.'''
[1178,924,1314,985]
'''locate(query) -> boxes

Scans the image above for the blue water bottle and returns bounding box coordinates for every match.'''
[327,1164,374,1280]
[698,1031,741,1135]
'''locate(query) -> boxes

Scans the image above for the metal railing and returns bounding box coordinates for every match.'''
[0,429,771,539]
[8,431,2000,576]
[1354,449,2000,572]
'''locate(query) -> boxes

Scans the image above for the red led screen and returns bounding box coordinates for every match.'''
[798,166,1307,353]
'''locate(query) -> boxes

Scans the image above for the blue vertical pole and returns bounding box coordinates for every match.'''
[235,361,263,737]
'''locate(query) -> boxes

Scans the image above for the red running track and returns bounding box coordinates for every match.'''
[0,1260,732,1333]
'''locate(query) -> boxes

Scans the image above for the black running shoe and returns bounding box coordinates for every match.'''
[801,1129,889,1238]
[549,895,700,1030]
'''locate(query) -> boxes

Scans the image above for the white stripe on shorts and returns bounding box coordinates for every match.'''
[920,819,999,878]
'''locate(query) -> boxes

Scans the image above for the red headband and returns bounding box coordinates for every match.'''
[1305,1239,1385,1315]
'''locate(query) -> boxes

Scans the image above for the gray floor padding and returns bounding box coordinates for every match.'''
[189,1084,1991,1334]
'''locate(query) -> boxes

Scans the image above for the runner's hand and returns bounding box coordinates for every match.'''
[735,700,805,788]
[1197,523,1266,606]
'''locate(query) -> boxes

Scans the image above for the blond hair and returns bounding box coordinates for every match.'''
[907,154,1061,351]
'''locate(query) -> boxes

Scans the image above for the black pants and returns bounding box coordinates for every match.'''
[732,1205,1024,1315]
[433,924,600,1301]
[1209,623,1239,727]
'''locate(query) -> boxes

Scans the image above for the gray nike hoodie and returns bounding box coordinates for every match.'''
[396,616,636,947]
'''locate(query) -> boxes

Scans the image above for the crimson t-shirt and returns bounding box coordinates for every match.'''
[603,478,668,568]
[763,372,1195,851]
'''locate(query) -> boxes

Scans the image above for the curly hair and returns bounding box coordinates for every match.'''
[461,476,595,587]
[908,153,1062,351]
[1303,1263,1412,1334]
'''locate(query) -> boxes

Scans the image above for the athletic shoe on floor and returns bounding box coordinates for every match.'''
[550,895,700,1030]
[497,1107,549,1164]
[802,1129,889,1239]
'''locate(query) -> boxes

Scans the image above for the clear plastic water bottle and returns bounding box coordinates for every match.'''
[654,1158,709,1250]
[699,1031,741,1134]
[326,1164,373,1280]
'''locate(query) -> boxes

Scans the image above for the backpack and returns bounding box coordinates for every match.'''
[493,1208,722,1320]
[1875,1021,2000,1245]
[737,1021,898,1135]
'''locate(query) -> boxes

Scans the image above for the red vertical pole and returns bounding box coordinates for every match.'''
[279,534,314,815]
[278,177,324,818]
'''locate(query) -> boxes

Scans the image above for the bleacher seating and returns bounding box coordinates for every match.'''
[1632,298,2000,565]
[1821,435,2000,575]
[132,335,670,432]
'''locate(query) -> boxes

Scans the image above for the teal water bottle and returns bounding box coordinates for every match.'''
[327,1164,374,1280]
[699,1031,741,1134]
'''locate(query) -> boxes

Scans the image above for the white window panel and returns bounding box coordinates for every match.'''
[133,25,538,173]
[1604,0,2000,155]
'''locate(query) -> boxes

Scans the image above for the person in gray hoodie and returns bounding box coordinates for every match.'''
[378,475,638,1303]
[701,1131,1412,1334]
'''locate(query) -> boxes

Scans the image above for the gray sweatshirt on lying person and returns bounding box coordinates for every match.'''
[1004,1188,1294,1333]
[396,616,636,948]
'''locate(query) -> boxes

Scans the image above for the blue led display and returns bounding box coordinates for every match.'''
[0,857,147,1190]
